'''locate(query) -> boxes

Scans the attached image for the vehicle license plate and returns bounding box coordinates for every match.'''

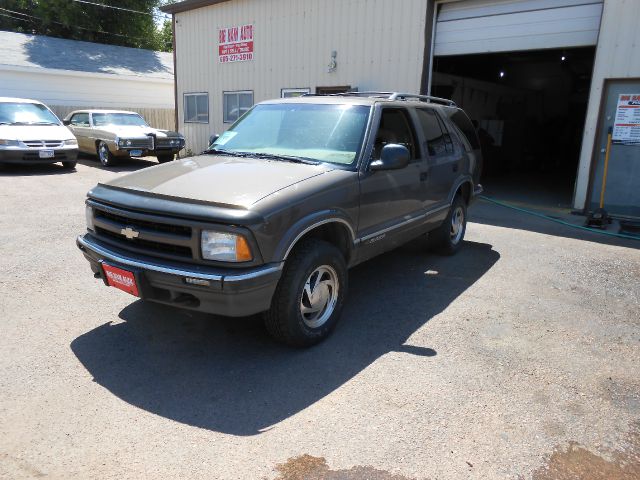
[39,149,55,158]
[129,149,144,157]
[102,263,139,297]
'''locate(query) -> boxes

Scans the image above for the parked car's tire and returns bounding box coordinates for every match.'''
[264,238,347,347]
[430,194,467,255]
[97,141,115,167]
[61,161,77,170]
[157,153,174,163]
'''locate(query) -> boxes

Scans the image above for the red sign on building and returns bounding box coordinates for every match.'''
[218,24,254,63]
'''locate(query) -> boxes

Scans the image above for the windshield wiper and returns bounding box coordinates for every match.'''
[8,121,59,126]
[248,152,319,165]
[201,148,253,157]
[202,148,318,164]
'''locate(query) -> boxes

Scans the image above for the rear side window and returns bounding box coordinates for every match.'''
[416,108,451,156]
[70,113,90,127]
[445,108,480,151]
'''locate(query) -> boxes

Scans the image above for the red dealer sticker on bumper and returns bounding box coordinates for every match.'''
[102,263,139,297]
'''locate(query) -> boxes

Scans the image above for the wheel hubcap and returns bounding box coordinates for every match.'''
[300,265,339,328]
[99,145,108,163]
[450,206,465,244]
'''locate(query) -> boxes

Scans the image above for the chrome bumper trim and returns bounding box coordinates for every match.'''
[77,235,283,283]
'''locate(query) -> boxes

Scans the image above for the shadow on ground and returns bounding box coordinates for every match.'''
[470,200,639,249]
[71,241,498,436]
[0,163,76,177]
[77,154,159,173]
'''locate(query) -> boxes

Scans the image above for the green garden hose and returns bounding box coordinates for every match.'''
[478,195,640,241]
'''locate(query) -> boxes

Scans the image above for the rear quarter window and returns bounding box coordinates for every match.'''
[443,107,480,151]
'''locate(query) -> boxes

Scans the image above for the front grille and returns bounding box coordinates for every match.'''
[95,227,193,258]
[95,209,191,237]
[124,138,154,149]
[91,205,195,262]
[155,139,180,148]
[23,140,64,148]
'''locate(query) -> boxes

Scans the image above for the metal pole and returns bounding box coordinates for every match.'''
[599,128,613,209]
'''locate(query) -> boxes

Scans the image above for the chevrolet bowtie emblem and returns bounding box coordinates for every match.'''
[121,227,139,240]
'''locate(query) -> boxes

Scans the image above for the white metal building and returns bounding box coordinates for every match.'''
[0,31,176,130]
[162,0,640,217]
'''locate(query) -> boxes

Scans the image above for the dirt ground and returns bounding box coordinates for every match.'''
[0,157,638,480]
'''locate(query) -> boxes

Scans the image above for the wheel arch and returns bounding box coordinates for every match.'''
[451,176,474,205]
[276,214,357,265]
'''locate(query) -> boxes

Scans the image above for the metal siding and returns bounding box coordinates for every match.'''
[574,0,640,209]
[434,0,603,56]
[174,0,429,153]
[0,68,173,109]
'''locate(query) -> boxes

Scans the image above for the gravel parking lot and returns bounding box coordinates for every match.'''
[1,158,639,480]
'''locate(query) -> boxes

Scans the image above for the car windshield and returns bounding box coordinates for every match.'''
[93,113,148,127]
[210,103,371,165]
[0,102,60,125]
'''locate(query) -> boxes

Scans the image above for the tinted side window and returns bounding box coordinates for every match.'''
[373,108,417,160]
[70,113,90,127]
[446,108,480,151]
[416,108,450,156]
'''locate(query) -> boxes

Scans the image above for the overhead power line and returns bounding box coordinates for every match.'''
[0,7,160,44]
[69,0,170,20]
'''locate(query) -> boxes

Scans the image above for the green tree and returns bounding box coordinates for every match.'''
[0,0,172,51]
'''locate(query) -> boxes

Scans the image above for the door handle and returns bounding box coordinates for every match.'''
[420,172,428,181]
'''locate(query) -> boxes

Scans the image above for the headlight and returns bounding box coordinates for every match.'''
[116,138,132,148]
[64,138,78,146]
[85,206,94,231]
[201,230,253,262]
[0,139,20,147]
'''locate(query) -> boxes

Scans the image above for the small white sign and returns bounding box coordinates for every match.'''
[612,93,640,145]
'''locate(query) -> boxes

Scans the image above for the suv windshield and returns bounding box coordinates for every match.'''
[93,113,148,127]
[211,103,370,165]
[0,102,60,125]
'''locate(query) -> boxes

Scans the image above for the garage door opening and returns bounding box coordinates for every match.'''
[432,47,596,208]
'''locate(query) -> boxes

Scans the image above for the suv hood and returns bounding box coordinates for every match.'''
[0,124,74,140]
[99,125,179,138]
[103,154,332,208]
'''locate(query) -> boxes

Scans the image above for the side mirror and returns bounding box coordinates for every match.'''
[209,134,219,146]
[370,144,410,171]
[63,120,71,126]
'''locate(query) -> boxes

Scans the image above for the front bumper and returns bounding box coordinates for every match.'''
[77,233,282,317]
[0,147,78,164]
[112,148,182,158]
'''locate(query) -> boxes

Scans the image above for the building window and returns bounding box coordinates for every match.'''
[184,93,209,123]
[281,88,310,98]
[223,90,253,123]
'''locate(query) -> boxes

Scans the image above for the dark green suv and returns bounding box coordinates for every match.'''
[77,92,482,346]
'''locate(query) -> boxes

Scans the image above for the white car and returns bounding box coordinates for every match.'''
[0,97,78,169]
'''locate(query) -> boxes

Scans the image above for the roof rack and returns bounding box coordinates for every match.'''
[305,91,457,107]
[388,92,457,107]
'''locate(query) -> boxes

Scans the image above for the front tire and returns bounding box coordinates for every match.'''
[264,238,347,347]
[97,141,115,167]
[157,153,174,163]
[430,194,467,255]
[61,161,76,170]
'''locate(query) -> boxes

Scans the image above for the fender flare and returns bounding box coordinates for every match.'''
[449,175,474,204]
[273,210,357,262]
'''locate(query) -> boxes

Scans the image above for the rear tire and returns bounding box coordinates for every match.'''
[97,141,115,167]
[157,153,174,163]
[61,161,76,170]
[264,238,347,347]
[430,194,467,255]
